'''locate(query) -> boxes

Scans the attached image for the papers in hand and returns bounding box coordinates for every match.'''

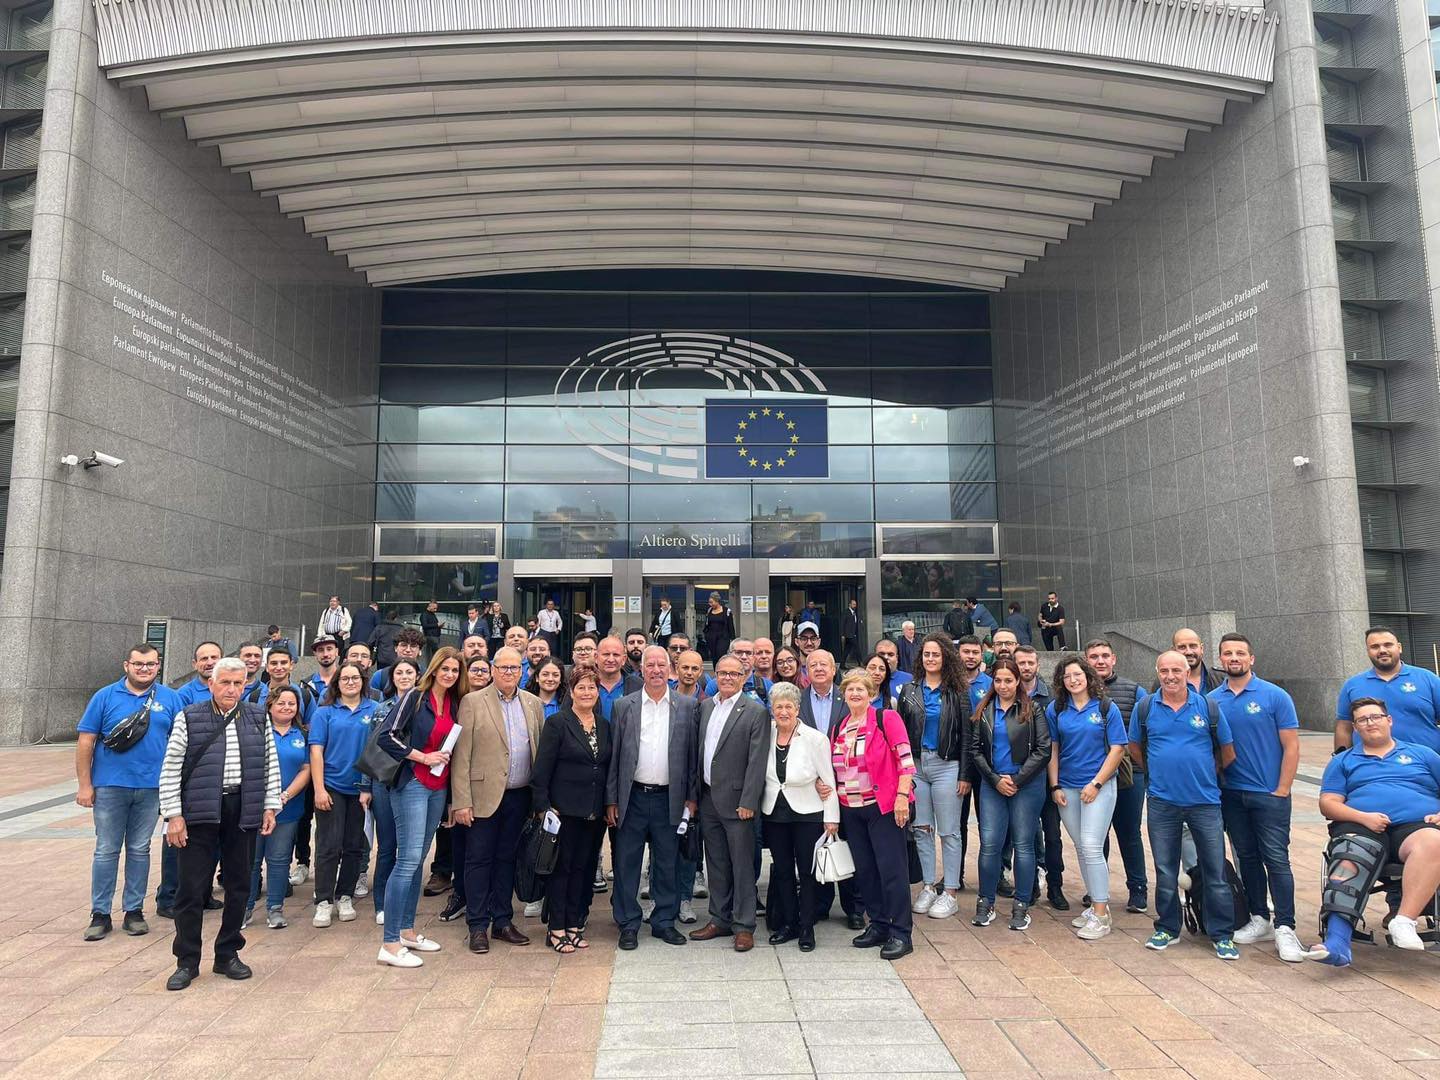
[543,810,562,835]
[431,724,462,776]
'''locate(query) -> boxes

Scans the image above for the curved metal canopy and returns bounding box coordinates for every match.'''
[94,0,1276,290]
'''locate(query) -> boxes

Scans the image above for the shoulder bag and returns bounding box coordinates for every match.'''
[102,686,156,753]
[356,689,416,788]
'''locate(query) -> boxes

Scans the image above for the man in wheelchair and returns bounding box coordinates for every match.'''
[1312,697,1440,965]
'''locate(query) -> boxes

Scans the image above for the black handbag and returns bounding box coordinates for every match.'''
[356,690,415,788]
[514,816,561,902]
[102,688,155,753]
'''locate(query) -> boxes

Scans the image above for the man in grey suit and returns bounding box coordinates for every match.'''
[690,652,770,952]
[797,650,864,929]
[606,645,699,950]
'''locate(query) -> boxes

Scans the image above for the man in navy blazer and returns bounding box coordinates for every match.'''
[606,646,700,950]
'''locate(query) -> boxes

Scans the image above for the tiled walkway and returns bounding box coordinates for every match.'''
[6,736,1440,1079]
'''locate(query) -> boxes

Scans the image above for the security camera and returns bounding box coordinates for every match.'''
[81,451,125,469]
[1292,455,1311,470]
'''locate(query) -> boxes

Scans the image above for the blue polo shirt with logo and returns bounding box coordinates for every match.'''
[271,724,310,824]
[308,698,379,795]
[174,676,211,708]
[969,671,993,711]
[77,679,184,789]
[1321,741,1440,824]
[1047,698,1128,790]
[1129,688,1233,806]
[598,678,627,723]
[1210,675,1299,794]
[1337,664,1440,753]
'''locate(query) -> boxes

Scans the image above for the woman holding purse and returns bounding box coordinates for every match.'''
[831,668,917,961]
[762,682,839,952]
[969,658,1051,931]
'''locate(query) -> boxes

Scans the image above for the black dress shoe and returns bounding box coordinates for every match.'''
[1047,891,1071,912]
[845,912,866,931]
[166,967,198,991]
[438,895,466,922]
[768,926,799,946]
[652,927,687,945]
[852,925,886,948]
[469,928,490,954]
[618,928,639,951]
[880,937,914,961]
[798,928,816,952]
[155,905,174,920]
[493,924,531,946]
[204,893,224,911]
[213,956,252,980]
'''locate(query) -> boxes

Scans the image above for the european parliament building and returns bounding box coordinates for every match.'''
[1,0,1438,739]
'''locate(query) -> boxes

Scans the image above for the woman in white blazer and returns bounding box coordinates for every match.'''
[763,681,840,952]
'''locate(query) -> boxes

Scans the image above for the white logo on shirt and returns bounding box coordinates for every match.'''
[149,701,166,713]
[1398,753,1415,765]
[1246,702,1263,715]
[1190,715,1207,729]
[1402,682,1418,694]
[290,737,305,749]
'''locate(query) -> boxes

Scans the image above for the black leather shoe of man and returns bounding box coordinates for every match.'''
[493,925,530,946]
[1047,891,1071,912]
[438,895,465,921]
[618,928,639,950]
[166,967,198,991]
[852,925,887,948]
[204,893,224,911]
[798,928,816,952]
[845,912,866,931]
[213,956,252,980]
[880,937,914,961]
[768,926,799,946]
[155,905,174,920]
[652,927,687,945]
[468,928,489,954]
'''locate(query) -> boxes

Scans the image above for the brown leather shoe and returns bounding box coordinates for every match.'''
[688,922,733,941]
[734,930,755,953]
[493,924,531,946]
[468,928,489,954]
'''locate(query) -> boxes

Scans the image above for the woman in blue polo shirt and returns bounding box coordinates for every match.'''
[246,686,311,929]
[308,663,380,928]
[526,657,568,719]
[1046,656,1128,940]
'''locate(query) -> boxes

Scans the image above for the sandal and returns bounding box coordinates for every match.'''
[567,927,590,948]
[548,931,577,954]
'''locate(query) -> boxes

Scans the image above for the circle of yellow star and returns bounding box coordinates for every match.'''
[748,410,758,420]
[748,458,759,468]
[790,435,799,444]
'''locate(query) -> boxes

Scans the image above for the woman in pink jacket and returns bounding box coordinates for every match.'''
[830,668,917,960]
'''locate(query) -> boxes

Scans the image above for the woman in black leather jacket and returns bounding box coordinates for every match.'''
[968,658,1051,932]
[895,634,970,919]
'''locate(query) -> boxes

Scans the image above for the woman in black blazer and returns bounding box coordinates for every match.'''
[530,665,612,953]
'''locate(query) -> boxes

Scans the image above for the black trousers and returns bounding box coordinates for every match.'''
[451,822,468,903]
[1041,626,1067,651]
[173,792,255,972]
[431,821,452,879]
[843,802,913,941]
[294,783,316,866]
[1031,799,1065,895]
[463,787,531,931]
[548,816,605,931]
[814,812,859,919]
[766,817,824,932]
[314,790,368,903]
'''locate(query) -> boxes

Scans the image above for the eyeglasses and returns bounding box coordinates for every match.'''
[338,675,363,683]
[716,669,743,678]
[1354,713,1389,725]
[126,661,159,669]
[495,664,522,673]
[776,657,797,666]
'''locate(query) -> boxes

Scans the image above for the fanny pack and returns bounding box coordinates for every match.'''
[102,687,156,753]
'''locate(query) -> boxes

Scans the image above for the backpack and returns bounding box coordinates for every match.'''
[1182,856,1247,938]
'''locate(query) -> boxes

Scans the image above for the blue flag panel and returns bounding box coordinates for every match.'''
[704,399,829,478]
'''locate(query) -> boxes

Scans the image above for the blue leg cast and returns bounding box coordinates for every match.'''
[1311,913,1353,966]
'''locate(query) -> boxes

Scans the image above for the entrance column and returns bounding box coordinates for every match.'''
[864,558,883,650]
[739,557,766,642]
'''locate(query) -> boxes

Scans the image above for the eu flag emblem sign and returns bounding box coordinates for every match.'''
[704,399,828,478]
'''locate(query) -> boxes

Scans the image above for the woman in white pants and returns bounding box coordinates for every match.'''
[1046,656,1128,939]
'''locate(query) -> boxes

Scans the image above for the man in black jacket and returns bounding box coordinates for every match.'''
[367,610,406,669]
[420,601,442,658]
[942,600,972,644]
[841,600,863,668]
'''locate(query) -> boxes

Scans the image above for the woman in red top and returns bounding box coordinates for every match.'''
[372,647,470,967]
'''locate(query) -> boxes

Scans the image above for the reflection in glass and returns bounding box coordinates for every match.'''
[880,524,995,557]
[377,444,504,483]
[875,483,997,521]
[872,407,993,444]
[880,561,1002,601]
[753,483,873,522]
[372,561,499,603]
[504,484,627,523]
[504,524,627,560]
[380,405,505,443]
[872,445,995,483]
[376,484,503,522]
[506,445,630,483]
[376,526,499,559]
[753,522,875,558]
[630,484,750,523]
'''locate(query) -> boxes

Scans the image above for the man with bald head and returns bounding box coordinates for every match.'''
[1129,650,1238,959]
[1156,628,1224,694]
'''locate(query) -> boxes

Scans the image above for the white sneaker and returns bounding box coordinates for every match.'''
[1233,915,1274,945]
[312,901,333,928]
[400,934,442,952]
[289,864,308,886]
[376,910,384,925]
[354,874,370,899]
[377,945,423,968]
[1275,925,1306,962]
[1072,906,1095,929]
[1077,912,1113,940]
[693,871,709,899]
[1389,914,1426,951]
[912,886,938,914]
[928,892,960,919]
[523,900,543,918]
[337,896,357,922]
[679,900,697,924]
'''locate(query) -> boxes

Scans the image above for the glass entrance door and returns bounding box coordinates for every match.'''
[770,576,864,661]
[514,578,613,659]
[644,577,739,664]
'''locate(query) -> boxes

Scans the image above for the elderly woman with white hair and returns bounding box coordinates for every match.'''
[763,681,839,952]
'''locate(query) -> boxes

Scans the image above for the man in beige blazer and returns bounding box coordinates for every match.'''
[451,646,544,954]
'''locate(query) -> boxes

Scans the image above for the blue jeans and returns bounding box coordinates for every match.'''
[249,819,299,911]
[978,776,1046,904]
[1220,788,1295,929]
[1056,780,1118,904]
[913,752,963,890]
[1147,797,1232,940]
[91,787,159,915]
[382,781,448,943]
[372,783,398,915]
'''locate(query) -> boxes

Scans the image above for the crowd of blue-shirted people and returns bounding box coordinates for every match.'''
[71,610,1440,990]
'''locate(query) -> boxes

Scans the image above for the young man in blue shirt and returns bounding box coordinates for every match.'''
[174,641,222,707]
[1313,697,1440,964]
[1130,650,1239,959]
[1209,633,1305,962]
[1334,626,1440,754]
[75,644,184,940]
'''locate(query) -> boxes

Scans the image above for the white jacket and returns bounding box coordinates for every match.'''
[316,605,352,638]
[762,722,840,823]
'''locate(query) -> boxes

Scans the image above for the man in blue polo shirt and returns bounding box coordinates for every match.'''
[1209,633,1304,962]
[1130,649,1238,959]
[957,636,991,709]
[1335,625,1440,754]
[595,636,640,722]
[174,641,222,707]
[75,643,184,941]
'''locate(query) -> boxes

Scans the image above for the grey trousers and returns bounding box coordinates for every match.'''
[701,789,758,932]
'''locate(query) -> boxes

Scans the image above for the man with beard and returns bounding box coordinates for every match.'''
[1153,627,1223,695]
[1336,626,1440,754]
[624,628,649,676]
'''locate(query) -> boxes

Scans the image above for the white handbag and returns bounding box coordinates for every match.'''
[813,833,856,884]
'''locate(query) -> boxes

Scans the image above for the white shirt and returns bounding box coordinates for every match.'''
[634,691,671,785]
[704,692,740,785]
[582,613,597,632]
[538,609,563,633]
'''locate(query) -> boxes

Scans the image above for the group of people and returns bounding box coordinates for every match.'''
[74,607,1440,989]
